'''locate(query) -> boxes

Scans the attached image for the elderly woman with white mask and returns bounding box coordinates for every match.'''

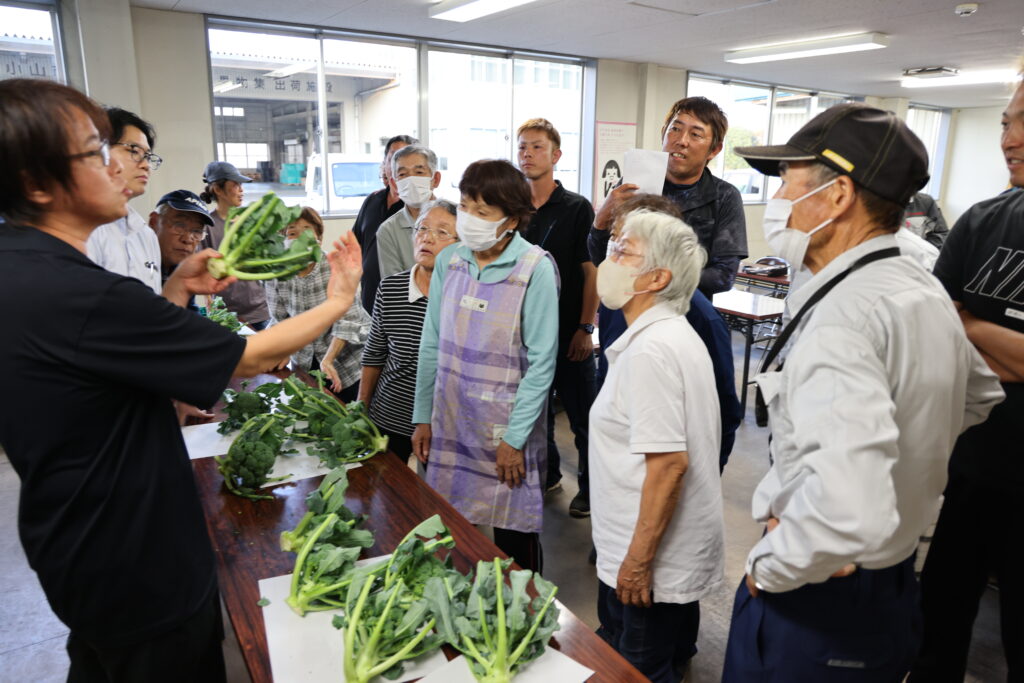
[590,209,725,683]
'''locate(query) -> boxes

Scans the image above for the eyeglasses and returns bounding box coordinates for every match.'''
[167,221,208,243]
[113,142,163,170]
[607,240,645,262]
[67,141,110,167]
[414,225,457,241]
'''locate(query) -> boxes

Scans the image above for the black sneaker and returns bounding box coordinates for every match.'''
[545,478,563,494]
[569,491,590,518]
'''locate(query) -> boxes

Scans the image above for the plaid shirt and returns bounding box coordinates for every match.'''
[265,256,371,388]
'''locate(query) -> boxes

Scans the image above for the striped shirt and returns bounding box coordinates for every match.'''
[265,256,371,389]
[361,267,428,437]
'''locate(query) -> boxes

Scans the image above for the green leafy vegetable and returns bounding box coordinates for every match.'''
[331,516,456,683]
[257,597,271,607]
[280,467,372,553]
[279,375,389,467]
[207,295,243,332]
[427,558,561,683]
[206,193,320,281]
[215,413,292,500]
[218,380,282,434]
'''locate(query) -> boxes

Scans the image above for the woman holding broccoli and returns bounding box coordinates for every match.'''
[0,79,363,681]
[200,160,270,330]
[411,160,559,573]
[265,207,371,402]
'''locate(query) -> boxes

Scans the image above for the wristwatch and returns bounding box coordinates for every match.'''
[578,323,595,334]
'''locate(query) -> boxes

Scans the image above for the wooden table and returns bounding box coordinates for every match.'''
[712,289,786,412]
[735,263,790,298]
[193,453,646,682]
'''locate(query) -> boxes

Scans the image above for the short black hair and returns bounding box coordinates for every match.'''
[105,107,156,148]
[0,79,111,225]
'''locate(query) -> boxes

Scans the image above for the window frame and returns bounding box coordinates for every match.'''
[687,72,859,204]
[205,15,591,217]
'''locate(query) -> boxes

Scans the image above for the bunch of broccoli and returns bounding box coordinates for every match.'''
[278,375,389,468]
[218,381,282,434]
[215,413,293,500]
[206,193,320,281]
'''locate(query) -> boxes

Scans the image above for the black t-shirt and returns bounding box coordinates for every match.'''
[933,189,1024,489]
[352,188,404,314]
[0,226,246,646]
[521,181,595,350]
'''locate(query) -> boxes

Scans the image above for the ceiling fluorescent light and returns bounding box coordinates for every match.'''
[724,32,889,64]
[430,0,541,22]
[900,69,1021,88]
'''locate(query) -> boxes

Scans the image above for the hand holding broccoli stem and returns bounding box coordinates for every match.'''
[162,248,238,308]
[319,338,348,393]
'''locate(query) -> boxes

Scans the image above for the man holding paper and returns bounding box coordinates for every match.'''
[591,96,747,297]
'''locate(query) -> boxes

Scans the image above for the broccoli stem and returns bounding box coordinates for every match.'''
[366,616,438,680]
[478,593,495,654]
[235,249,317,268]
[287,512,338,615]
[227,198,277,263]
[227,262,310,281]
[220,198,264,254]
[494,558,508,677]
[344,574,376,683]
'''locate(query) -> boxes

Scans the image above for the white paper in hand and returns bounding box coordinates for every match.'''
[624,149,669,195]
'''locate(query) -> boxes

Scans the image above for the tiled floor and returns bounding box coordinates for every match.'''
[0,336,1011,682]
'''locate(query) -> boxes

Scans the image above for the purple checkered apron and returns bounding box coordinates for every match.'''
[425,245,556,533]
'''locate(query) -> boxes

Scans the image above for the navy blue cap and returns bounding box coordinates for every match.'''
[203,160,251,185]
[156,190,214,226]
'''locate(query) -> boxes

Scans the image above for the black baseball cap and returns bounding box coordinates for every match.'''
[156,190,214,226]
[735,103,930,206]
[202,161,251,185]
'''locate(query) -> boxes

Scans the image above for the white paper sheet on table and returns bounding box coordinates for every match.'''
[624,148,669,195]
[258,569,448,683]
[418,647,595,683]
[181,421,358,482]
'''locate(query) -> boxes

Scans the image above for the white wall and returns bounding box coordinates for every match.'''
[941,105,1009,224]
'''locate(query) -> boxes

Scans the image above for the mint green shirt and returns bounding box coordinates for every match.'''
[413,232,559,449]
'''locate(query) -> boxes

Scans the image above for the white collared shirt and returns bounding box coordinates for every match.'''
[590,302,724,604]
[407,264,426,303]
[748,235,1004,593]
[86,205,162,294]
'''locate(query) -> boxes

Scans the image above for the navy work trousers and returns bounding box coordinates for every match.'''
[723,556,920,682]
[545,352,597,492]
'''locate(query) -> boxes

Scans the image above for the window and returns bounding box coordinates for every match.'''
[208,20,585,215]
[429,51,584,201]
[906,105,949,198]
[208,26,418,213]
[0,4,64,83]
[688,74,856,202]
[687,78,771,202]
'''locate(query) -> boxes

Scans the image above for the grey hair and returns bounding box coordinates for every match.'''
[620,209,706,315]
[779,160,841,186]
[413,199,457,230]
[392,144,438,175]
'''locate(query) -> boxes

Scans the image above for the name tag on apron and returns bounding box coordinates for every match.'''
[460,294,488,312]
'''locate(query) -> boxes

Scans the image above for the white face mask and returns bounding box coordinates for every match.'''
[282,238,295,250]
[456,209,510,252]
[763,179,837,267]
[596,258,648,310]
[396,175,434,209]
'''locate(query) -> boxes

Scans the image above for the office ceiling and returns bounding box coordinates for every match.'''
[132,0,1024,109]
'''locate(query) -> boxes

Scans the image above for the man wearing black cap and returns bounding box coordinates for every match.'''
[150,189,215,291]
[721,103,1004,682]
[910,78,1024,682]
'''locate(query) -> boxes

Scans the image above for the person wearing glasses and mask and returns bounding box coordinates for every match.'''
[589,209,724,683]
[199,160,270,330]
[412,160,559,573]
[0,79,364,681]
[360,199,458,463]
[86,107,164,293]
